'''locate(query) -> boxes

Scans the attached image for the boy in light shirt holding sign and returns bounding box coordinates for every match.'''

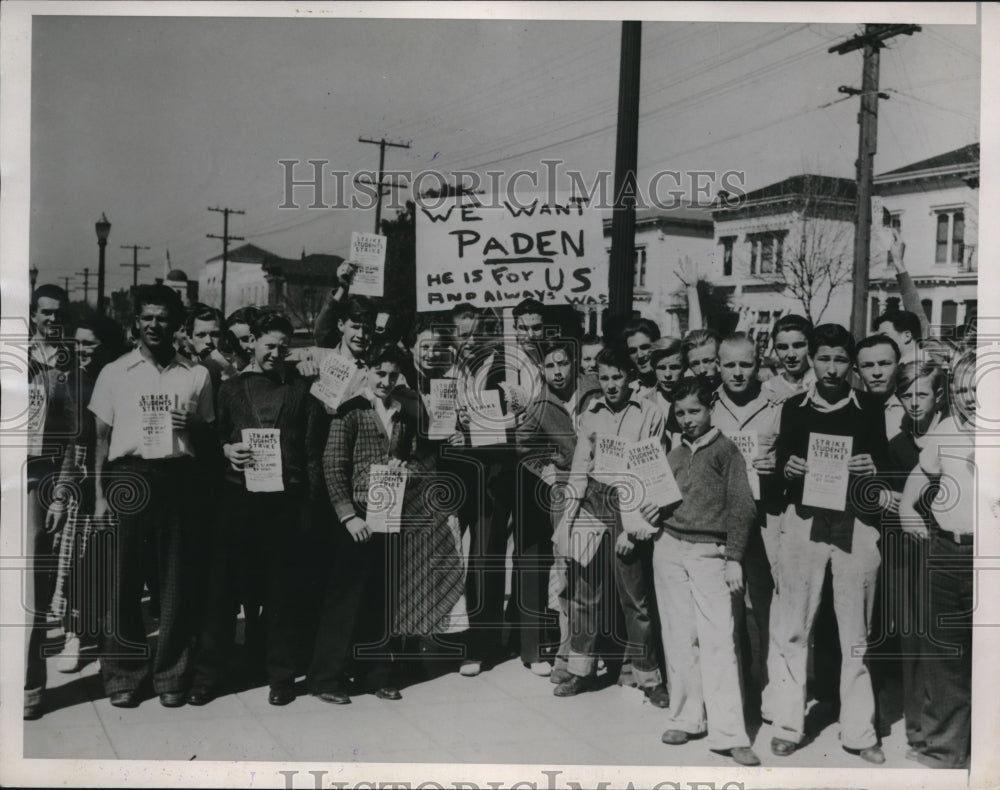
[771,324,889,764]
[555,347,670,707]
[188,312,326,708]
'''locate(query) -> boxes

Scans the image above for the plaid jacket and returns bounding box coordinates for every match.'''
[323,394,418,524]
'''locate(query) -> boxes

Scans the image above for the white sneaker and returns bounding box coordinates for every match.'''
[459,660,482,677]
[529,661,552,677]
[54,634,82,674]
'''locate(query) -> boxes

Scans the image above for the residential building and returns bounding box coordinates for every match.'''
[199,243,272,315]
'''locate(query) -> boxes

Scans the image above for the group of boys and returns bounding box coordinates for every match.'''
[25,279,975,770]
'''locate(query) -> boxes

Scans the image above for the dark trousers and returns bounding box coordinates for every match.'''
[918,532,972,769]
[191,483,305,691]
[870,529,929,745]
[511,467,559,665]
[308,531,396,693]
[735,520,774,716]
[465,461,514,661]
[99,457,196,696]
[567,528,661,685]
[25,485,54,696]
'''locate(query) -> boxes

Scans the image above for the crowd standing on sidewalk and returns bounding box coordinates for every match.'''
[24,238,976,769]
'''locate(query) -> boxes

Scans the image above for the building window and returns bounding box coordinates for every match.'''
[941,300,957,335]
[886,213,902,266]
[747,231,785,275]
[719,236,736,276]
[633,246,647,288]
[921,299,933,323]
[935,209,965,265]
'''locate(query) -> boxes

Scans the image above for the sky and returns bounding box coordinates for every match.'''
[27,8,981,300]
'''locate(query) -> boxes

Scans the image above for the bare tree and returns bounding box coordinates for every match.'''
[751,176,855,324]
[277,285,324,331]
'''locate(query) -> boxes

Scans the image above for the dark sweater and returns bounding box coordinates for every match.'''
[216,368,327,496]
[775,387,889,544]
[662,430,756,561]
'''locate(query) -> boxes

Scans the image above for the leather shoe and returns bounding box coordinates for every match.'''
[186,687,215,706]
[728,746,761,766]
[159,691,186,708]
[553,673,595,697]
[849,745,886,765]
[23,702,43,721]
[643,684,670,709]
[661,729,690,745]
[375,686,402,701]
[109,691,140,708]
[549,667,572,685]
[268,687,295,706]
[770,737,797,756]
[315,690,351,705]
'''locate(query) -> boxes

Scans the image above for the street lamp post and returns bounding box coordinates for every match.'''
[95,213,111,316]
[29,263,39,292]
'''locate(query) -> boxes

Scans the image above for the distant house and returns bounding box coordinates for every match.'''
[199,243,274,315]
[870,143,978,338]
[262,251,344,331]
[600,204,716,336]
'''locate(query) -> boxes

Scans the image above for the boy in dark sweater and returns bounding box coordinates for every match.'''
[187,312,326,707]
[652,377,759,766]
[770,323,888,764]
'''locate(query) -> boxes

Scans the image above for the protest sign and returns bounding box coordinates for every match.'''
[415,193,606,310]
[426,378,458,439]
[467,388,505,447]
[803,432,853,510]
[349,231,387,297]
[722,430,761,500]
[139,392,174,459]
[592,434,628,477]
[310,352,362,411]
[366,464,407,533]
[241,428,283,492]
[626,437,682,507]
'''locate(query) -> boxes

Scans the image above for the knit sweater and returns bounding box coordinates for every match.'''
[662,429,756,561]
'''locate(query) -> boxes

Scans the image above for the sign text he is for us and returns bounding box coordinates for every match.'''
[415,195,607,311]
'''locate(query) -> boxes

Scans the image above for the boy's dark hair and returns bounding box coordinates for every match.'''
[226,305,260,329]
[339,294,375,325]
[450,302,479,319]
[856,333,901,362]
[650,336,683,365]
[874,310,922,342]
[809,323,855,359]
[671,375,716,408]
[135,284,184,325]
[594,345,634,376]
[185,304,225,336]
[580,332,603,348]
[31,284,70,314]
[512,298,546,320]
[367,342,408,369]
[251,311,295,339]
[622,317,661,343]
[771,313,813,341]
[540,339,576,365]
[681,328,720,359]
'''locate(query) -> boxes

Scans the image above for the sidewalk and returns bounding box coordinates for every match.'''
[26,629,917,768]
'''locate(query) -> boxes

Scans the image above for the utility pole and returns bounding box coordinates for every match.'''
[76,267,91,306]
[207,206,245,317]
[120,244,151,310]
[830,23,919,338]
[61,276,74,294]
[608,21,642,321]
[358,136,411,233]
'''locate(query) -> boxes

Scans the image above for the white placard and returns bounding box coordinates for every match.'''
[241,428,283,492]
[722,430,761,500]
[427,378,458,440]
[349,231,387,297]
[365,464,407,533]
[625,436,682,508]
[139,393,174,459]
[310,352,362,412]
[415,193,607,311]
[803,432,853,511]
[592,434,627,483]
[468,388,505,447]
